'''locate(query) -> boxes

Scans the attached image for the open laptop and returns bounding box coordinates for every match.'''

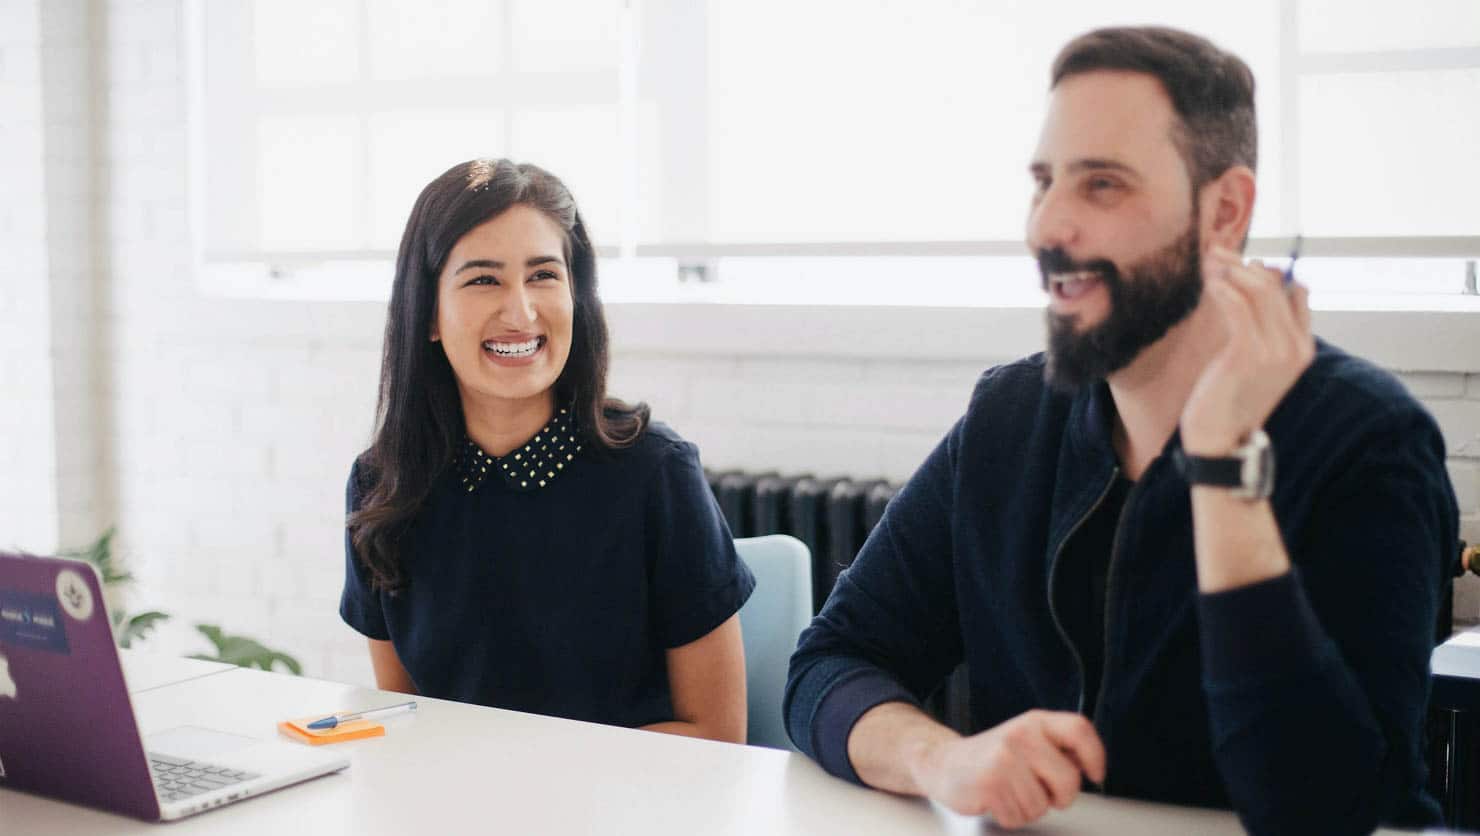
[0,551,348,820]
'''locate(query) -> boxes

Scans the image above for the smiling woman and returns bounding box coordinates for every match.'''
[340,159,755,744]
[431,205,578,447]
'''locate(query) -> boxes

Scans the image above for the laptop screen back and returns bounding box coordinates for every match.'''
[0,552,160,820]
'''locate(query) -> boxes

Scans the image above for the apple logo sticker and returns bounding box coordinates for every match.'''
[55,569,95,622]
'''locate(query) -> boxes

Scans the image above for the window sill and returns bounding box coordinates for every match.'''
[195,260,1480,373]
[604,298,1480,374]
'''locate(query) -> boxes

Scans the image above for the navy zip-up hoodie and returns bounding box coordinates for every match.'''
[785,340,1454,834]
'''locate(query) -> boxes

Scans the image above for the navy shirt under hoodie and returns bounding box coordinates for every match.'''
[340,413,754,729]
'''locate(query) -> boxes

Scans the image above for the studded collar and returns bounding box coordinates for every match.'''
[455,407,584,494]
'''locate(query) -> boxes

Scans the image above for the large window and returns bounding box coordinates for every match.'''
[189,0,1480,302]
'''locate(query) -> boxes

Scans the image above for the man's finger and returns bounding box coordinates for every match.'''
[987,784,1025,830]
[1223,263,1297,351]
[1290,283,1313,341]
[1038,713,1107,783]
[1017,728,1083,808]
[1008,758,1052,824]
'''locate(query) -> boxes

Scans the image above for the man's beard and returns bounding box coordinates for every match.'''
[1040,224,1203,391]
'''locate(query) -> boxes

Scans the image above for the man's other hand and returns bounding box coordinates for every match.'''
[908,709,1106,829]
[1181,245,1315,456]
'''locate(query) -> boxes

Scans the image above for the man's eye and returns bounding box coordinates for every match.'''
[1087,177,1119,192]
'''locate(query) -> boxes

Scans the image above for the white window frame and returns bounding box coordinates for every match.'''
[183,0,1480,373]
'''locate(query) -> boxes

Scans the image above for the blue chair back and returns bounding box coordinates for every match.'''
[735,534,813,750]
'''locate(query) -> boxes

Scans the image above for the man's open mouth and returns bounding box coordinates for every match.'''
[1047,270,1105,301]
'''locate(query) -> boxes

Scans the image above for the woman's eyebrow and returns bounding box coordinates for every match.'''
[454,259,502,274]
[454,256,564,273]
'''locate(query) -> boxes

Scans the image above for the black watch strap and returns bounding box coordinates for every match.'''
[1172,450,1243,487]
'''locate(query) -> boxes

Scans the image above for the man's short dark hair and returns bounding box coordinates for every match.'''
[1051,26,1257,190]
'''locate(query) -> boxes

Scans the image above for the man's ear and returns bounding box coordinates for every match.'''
[1199,165,1256,252]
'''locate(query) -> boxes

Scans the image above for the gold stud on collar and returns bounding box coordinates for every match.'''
[456,408,581,494]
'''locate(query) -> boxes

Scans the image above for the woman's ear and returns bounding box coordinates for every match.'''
[1199,165,1256,252]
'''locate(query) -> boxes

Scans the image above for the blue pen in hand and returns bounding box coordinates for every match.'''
[307,700,417,730]
[1282,234,1304,286]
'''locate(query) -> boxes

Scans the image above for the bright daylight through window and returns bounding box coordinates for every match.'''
[189,0,1480,306]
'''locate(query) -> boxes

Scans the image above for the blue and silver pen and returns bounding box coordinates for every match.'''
[307,700,417,730]
[1282,234,1304,286]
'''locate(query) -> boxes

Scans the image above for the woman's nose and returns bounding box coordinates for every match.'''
[498,284,538,327]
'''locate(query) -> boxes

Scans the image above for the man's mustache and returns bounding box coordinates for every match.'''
[1036,248,1121,293]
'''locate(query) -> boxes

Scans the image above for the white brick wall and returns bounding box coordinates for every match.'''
[0,0,60,554]
[40,0,108,547]
[5,0,1478,686]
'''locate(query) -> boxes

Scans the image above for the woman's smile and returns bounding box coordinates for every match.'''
[482,334,547,366]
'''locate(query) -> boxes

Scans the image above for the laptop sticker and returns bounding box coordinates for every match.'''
[55,569,95,622]
[0,592,70,654]
[0,652,14,699]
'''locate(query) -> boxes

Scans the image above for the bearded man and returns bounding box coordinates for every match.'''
[784,26,1456,835]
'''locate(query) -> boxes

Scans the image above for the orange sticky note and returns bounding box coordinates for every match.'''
[278,716,385,745]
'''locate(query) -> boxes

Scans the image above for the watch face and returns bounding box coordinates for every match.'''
[1238,429,1276,500]
[1255,437,1276,497]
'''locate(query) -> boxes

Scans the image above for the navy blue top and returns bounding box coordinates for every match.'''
[786,340,1453,834]
[341,418,755,729]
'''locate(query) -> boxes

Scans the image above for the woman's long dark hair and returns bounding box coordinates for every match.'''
[349,159,648,591]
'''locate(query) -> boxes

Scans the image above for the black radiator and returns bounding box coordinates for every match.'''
[707,470,897,614]
[707,469,974,734]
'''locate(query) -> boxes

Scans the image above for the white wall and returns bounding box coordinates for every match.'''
[7,0,1479,686]
[41,0,111,548]
[0,0,67,556]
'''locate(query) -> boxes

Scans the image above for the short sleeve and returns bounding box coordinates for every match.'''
[646,441,755,648]
[339,460,391,640]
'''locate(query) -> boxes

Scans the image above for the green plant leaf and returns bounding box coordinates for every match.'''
[192,624,303,676]
[118,611,170,649]
[61,527,132,587]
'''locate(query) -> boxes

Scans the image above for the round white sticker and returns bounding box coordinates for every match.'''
[0,654,16,700]
[55,569,95,622]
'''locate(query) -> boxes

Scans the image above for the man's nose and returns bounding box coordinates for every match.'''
[1026,184,1078,256]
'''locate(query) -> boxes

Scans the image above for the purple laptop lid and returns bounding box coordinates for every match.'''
[0,551,161,820]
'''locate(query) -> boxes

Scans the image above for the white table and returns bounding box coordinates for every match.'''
[119,649,235,694]
[0,656,1436,834]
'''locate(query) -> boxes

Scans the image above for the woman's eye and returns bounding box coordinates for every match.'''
[531,270,559,282]
[467,274,497,286]
[1087,177,1118,192]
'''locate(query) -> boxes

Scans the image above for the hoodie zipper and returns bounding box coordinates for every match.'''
[1090,476,1145,790]
[1045,467,1120,716]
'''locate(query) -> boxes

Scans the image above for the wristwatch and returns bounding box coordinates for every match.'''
[1173,429,1276,501]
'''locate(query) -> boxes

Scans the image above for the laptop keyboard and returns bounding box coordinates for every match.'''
[148,752,261,803]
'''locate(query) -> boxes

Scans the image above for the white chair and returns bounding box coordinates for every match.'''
[735,534,813,750]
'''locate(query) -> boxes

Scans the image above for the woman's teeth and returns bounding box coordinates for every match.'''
[483,337,543,357]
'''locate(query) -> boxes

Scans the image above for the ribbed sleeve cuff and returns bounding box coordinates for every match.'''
[1197,569,1332,690]
[811,670,919,784]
